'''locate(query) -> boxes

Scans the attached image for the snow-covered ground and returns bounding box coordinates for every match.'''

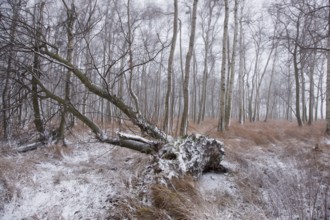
[0,134,152,219]
[198,136,330,220]
[0,127,329,219]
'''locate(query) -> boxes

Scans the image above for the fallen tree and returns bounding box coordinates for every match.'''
[10,10,226,217]
[26,54,226,218]
[30,62,225,159]
[21,36,227,174]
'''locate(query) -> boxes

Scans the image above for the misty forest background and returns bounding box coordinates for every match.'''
[0,0,329,143]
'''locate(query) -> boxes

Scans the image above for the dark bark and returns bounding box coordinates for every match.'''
[31,70,164,152]
[38,49,169,142]
[326,0,330,134]
[293,43,303,127]
[32,2,46,141]
[2,1,20,140]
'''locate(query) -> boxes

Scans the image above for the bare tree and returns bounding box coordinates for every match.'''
[1,0,21,140]
[163,0,178,134]
[31,1,47,141]
[225,0,238,129]
[326,0,330,134]
[238,1,245,124]
[197,0,220,124]
[272,1,304,126]
[180,0,198,136]
[218,0,229,132]
[57,0,76,145]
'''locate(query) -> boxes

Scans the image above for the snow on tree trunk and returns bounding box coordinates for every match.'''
[154,134,225,183]
[107,134,225,219]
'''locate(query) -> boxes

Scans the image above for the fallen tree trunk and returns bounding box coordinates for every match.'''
[107,134,226,219]
[38,49,170,142]
[25,70,226,178]
[24,43,226,219]
[16,142,43,153]
[154,134,225,181]
[104,132,162,154]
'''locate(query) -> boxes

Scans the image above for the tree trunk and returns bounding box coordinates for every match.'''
[2,1,21,140]
[293,44,303,127]
[249,48,258,122]
[108,133,225,219]
[308,49,316,125]
[253,45,274,122]
[225,0,238,129]
[32,1,46,139]
[175,18,184,136]
[192,52,198,123]
[301,67,307,123]
[58,0,76,145]
[197,0,217,124]
[287,65,293,121]
[265,47,278,122]
[180,0,198,136]
[127,0,140,114]
[41,47,170,141]
[218,0,229,132]
[238,3,245,124]
[315,57,325,121]
[163,0,178,133]
[170,67,175,134]
[153,51,163,124]
[251,37,263,122]
[326,0,330,134]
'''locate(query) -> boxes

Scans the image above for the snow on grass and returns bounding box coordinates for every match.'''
[0,140,129,220]
[197,135,329,220]
[1,121,329,219]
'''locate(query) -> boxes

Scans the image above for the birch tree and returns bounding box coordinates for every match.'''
[57,0,76,145]
[197,0,220,124]
[225,0,238,129]
[180,0,198,136]
[163,0,178,133]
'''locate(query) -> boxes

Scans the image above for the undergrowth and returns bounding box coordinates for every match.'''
[1,120,329,219]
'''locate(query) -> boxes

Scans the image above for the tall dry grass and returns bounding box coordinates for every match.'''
[2,119,329,219]
[190,119,325,148]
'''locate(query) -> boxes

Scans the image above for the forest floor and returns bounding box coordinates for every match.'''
[0,120,329,219]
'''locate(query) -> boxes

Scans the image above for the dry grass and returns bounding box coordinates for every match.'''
[190,119,329,219]
[0,160,16,212]
[0,152,38,213]
[150,176,202,220]
[1,119,329,219]
[136,206,170,220]
[113,176,204,220]
[191,119,325,149]
[106,120,329,219]
[151,184,192,219]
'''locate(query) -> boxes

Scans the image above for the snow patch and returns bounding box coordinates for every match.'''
[1,142,122,220]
